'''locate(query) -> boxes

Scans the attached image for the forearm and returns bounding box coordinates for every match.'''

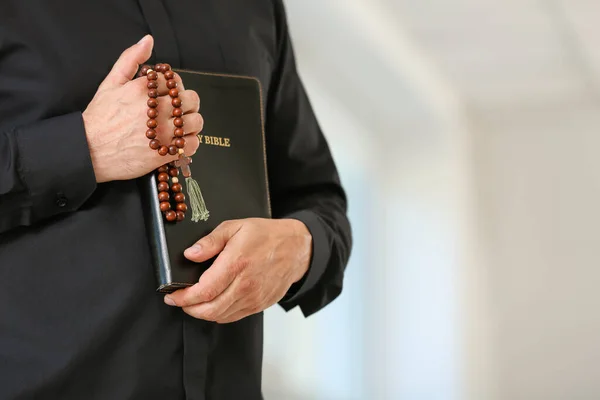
[0,112,97,234]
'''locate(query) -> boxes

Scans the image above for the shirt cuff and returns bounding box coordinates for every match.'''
[16,112,97,220]
[279,209,331,311]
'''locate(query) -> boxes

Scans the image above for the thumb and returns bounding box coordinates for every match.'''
[184,221,242,262]
[101,35,154,89]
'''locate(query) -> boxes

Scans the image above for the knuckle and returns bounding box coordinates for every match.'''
[201,234,216,249]
[189,90,200,110]
[239,278,258,295]
[200,287,219,302]
[231,256,250,275]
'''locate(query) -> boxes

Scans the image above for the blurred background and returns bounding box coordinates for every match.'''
[262,0,600,399]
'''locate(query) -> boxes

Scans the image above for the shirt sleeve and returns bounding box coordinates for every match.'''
[0,112,98,234]
[267,1,353,317]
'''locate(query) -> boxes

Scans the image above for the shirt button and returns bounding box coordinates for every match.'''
[56,193,68,208]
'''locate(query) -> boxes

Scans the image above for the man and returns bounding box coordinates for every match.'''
[0,1,351,399]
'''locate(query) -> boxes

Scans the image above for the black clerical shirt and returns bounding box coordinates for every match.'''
[0,1,351,399]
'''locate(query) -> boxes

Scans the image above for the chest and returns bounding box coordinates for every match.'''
[0,0,276,127]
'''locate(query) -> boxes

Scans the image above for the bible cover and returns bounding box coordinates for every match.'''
[139,70,271,293]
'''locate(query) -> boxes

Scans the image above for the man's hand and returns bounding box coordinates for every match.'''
[82,35,203,183]
[164,218,313,323]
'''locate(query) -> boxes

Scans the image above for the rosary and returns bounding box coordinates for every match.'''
[139,63,209,223]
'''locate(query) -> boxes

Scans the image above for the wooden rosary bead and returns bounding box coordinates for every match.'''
[165,210,177,222]
[159,201,171,212]
[149,139,161,150]
[140,65,151,76]
[157,182,169,192]
[158,146,169,156]
[158,191,170,202]
[174,192,185,203]
[174,138,186,148]
[143,62,192,224]
[157,172,169,182]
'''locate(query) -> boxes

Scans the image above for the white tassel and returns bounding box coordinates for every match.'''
[185,177,209,222]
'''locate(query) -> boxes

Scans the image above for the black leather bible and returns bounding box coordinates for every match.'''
[139,70,271,293]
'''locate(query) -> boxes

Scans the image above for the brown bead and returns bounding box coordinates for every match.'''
[168,168,179,177]
[176,211,185,221]
[168,145,178,155]
[146,129,157,139]
[148,89,159,98]
[154,64,164,73]
[174,192,185,203]
[172,97,182,107]
[174,138,186,148]
[174,128,185,137]
[158,191,170,202]
[140,65,151,76]
[165,210,177,222]
[147,119,158,129]
[160,201,172,212]
[147,81,158,89]
[147,71,158,81]
[147,108,158,119]
[157,181,169,192]
[149,139,161,150]
[164,70,175,80]
[147,98,158,108]
[157,172,169,182]
[167,80,178,89]
[158,146,169,156]
[169,88,179,98]
[176,203,188,212]
[173,118,184,127]
[157,165,169,173]
[172,108,183,117]
[163,64,171,71]
[171,183,182,193]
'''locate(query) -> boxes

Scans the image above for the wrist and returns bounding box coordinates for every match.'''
[82,111,109,183]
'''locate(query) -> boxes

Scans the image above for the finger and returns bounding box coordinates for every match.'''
[180,279,241,321]
[102,35,154,89]
[216,308,256,324]
[166,250,238,307]
[156,71,184,96]
[157,90,200,118]
[180,90,200,114]
[184,220,242,262]
[173,112,204,136]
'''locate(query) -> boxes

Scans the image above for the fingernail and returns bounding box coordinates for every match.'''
[138,34,150,44]
[185,245,202,256]
[164,296,176,306]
